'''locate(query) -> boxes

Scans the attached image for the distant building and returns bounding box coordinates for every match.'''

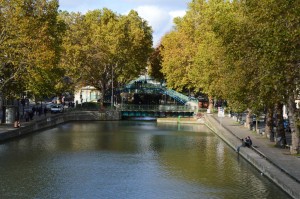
[74,86,101,105]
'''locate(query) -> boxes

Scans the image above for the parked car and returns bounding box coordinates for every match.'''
[50,104,64,113]
[46,103,55,110]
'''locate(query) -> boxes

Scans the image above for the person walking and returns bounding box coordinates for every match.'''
[25,111,29,122]
[44,107,48,117]
[32,106,36,116]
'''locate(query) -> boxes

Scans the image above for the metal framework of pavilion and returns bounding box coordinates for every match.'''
[115,75,198,118]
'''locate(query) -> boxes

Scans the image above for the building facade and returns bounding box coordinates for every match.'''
[74,86,101,105]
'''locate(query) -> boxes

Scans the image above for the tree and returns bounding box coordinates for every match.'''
[160,0,229,110]
[116,10,153,84]
[58,11,87,94]
[148,44,164,81]
[160,22,196,92]
[0,0,65,101]
[160,0,300,153]
[60,9,153,103]
[236,0,300,153]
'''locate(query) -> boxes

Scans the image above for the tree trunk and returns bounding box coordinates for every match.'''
[287,95,300,154]
[245,109,253,130]
[275,102,286,147]
[265,107,274,141]
[208,96,214,113]
[97,80,106,111]
[1,105,6,124]
[255,114,259,132]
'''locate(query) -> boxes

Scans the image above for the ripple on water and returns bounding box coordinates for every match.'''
[0,121,292,199]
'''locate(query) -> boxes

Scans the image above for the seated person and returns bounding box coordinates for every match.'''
[245,136,252,147]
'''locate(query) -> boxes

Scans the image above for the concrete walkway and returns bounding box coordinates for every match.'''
[0,112,50,133]
[205,114,300,199]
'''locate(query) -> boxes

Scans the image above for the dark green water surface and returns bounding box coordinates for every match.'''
[0,121,290,199]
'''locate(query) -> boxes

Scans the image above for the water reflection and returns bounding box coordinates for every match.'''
[0,121,290,199]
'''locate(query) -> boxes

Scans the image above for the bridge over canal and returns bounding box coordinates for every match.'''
[116,104,197,119]
[114,76,199,119]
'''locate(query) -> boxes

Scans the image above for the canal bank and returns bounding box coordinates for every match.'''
[0,119,288,199]
[204,114,300,199]
[157,117,204,124]
[0,110,121,142]
[0,111,299,198]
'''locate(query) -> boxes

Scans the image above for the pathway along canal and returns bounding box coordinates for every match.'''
[0,121,291,199]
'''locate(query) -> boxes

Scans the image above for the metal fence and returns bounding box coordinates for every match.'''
[117,104,197,112]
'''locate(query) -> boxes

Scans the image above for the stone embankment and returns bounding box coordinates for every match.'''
[0,110,120,142]
[1,111,299,199]
[157,117,204,124]
[157,114,300,199]
[204,114,300,199]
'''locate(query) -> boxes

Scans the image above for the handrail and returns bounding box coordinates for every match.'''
[117,104,197,112]
[120,77,198,105]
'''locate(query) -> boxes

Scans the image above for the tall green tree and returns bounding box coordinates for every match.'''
[148,44,164,81]
[160,20,196,92]
[160,0,299,152]
[60,9,152,103]
[161,0,228,110]
[228,0,300,152]
[59,11,90,93]
[0,0,64,100]
[116,10,153,84]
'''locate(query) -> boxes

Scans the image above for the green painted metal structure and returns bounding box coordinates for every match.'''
[119,75,198,105]
[117,76,198,118]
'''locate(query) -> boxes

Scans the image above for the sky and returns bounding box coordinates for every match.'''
[58,0,190,47]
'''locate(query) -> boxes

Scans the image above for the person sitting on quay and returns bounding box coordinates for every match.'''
[237,136,253,152]
[236,138,246,152]
[245,136,252,147]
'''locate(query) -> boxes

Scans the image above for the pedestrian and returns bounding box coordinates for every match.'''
[14,112,20,128]
[38,106,42,116]
[29,111,34,120]
[25,111,29,122]
[245,136,252,147]
[247,136,252,146]
[32,106,36,115]
[236,138,246,152]
[44,107,47,116]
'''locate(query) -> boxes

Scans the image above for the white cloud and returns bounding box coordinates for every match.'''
[133,6,186,47]
[135,6,169,32]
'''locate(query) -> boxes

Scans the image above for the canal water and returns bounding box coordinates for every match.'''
[0,121,290,199]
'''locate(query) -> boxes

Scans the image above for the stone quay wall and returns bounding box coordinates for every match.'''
[204,114,299,199]
[0,110,121,142]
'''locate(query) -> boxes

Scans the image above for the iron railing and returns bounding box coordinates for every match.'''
[117,104,197,112]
